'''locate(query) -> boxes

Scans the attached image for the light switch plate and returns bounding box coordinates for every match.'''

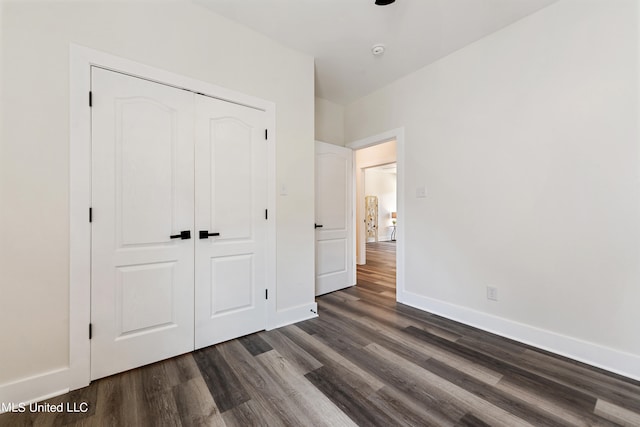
[416,186,427,198]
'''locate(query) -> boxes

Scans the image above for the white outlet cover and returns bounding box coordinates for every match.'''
[487,286,498,301]
[416,186,427,198]
[280,184,288,196]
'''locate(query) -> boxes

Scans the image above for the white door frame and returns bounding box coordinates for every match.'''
[347,128,405,302]
[69,44,277,390]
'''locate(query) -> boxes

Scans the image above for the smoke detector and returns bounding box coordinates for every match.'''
[371,44,386,56]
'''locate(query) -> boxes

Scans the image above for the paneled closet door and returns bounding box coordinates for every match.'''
[194,94,268,349]
[90,68,195,380]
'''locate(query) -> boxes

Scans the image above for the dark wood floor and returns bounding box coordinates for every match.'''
[3,241,640,426]
[358,241,396,296]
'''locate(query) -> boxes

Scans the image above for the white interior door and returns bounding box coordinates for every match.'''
[194,94,268,349]
[315,141,355,296]
[91,68,195,380]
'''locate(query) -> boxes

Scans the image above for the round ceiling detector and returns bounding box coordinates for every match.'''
[375,0,396,5]
[372,44,386,56]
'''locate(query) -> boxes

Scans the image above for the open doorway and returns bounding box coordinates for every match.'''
[351,139,398,296]
[364,163,397,243]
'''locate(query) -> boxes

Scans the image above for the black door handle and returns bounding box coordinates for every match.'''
[170,230,191,240]
[315,224,323,229]
[199,230,221,239]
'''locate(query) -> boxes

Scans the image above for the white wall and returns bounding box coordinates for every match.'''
[364,169,397,241]
[0,0,314,387]
[315,97,344,146]
[346,0,640,378]
[0,3,3,255]
[354,141,396,263]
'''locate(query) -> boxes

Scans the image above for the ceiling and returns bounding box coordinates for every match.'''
[368,163,397,174]
[195,0,557,105]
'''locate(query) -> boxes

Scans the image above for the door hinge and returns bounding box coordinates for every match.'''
[89,91,92,107]
[265,209,268,220]
[89,207,93,223]
[265,129,268,140]
[89,323,93,340]
[265,289,268,300]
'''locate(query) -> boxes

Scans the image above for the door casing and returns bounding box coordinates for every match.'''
[70,45,277,390]
[346,128,406,304]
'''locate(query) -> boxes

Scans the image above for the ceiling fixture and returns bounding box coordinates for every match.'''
[371,44,386,56]
[375,0,396,5]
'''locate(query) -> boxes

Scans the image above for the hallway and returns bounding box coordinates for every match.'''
[356,241,396,296]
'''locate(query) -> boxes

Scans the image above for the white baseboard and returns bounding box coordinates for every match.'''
[1,301,319,410]
[8,292,635,409]
[1,301,319,409]
[269,302,318,330]
[0,367,70,413]
[398,290,640,382]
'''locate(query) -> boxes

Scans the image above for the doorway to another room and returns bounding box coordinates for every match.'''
[354,140,397,297]
[314,128,404,301]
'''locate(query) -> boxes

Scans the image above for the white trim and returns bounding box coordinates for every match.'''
[356,168,366,265]
[396,128,406,301]
[69,45,92,393]
[265,114,278,330]
[351,155,357,284]
[347,127,405,298]
[68,44,278,402]
[347,128,402,151]
[269,302,319,330]
[0,368,69,412]
[401,291,640,381]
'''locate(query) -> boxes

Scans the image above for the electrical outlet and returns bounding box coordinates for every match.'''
[487,286,498,301]
[416,186,427,198]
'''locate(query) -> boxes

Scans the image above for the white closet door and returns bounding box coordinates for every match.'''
[91,68,195,380]
[194,94,268,349]
[315,141,355,296]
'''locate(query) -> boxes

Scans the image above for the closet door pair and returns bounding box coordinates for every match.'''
[90,68,267,380]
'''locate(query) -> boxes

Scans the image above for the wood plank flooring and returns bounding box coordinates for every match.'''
[2,242,640,426]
